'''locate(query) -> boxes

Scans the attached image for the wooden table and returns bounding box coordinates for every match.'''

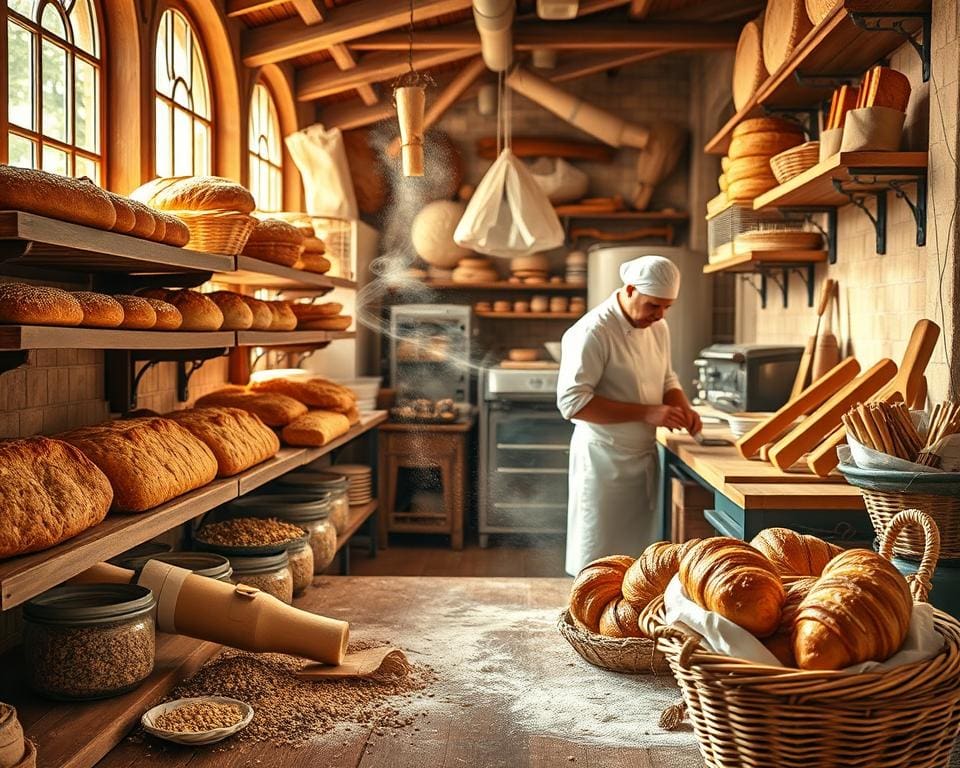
[658,429,870,543]
[97,577,703,767]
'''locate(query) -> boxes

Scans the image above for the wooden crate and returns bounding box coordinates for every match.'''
[670,477,717,543]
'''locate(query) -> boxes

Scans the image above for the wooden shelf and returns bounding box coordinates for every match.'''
[236,329,356,347]
[336,500,378,553]
[555,208,689,221]
[327,276,357,290]
[752,151,929,209]
[705,1,929,155]
[0,325,235,351]
[421,280,586,292]
[0,211,232,275]
[474,311,583,320]
[215,256,335,291]
[703,250,828,274]
[301,410,388,464]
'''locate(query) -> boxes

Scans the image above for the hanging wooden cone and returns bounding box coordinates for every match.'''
[395,85,426,177]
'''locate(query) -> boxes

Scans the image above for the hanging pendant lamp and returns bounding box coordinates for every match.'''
[392,0,434,177]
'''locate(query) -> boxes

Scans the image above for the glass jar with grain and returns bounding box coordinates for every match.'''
[269,470,350,535]
[228,552,294,604]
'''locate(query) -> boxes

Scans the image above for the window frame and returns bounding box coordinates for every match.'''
[248,79,283,213]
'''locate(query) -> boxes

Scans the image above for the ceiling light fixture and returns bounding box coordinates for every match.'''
[392,0,434,177]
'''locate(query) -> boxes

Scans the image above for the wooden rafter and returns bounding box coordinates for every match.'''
[549,49,667,82]
[242,0,473,67]
[629,0,656,18]
[329,44,379,106]
[290,0,325,25]
[226,0,287,17]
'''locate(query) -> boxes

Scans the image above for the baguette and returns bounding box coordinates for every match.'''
[195,387,308,427]
[251,377,356,412]
[0,165,116,230]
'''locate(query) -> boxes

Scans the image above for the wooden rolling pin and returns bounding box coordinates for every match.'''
[811,280,841,381]
[791,279,835,400]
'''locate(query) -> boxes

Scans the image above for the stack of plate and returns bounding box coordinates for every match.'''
[335,464,373,506]
[565,250,586,285]
[510,254,549,284]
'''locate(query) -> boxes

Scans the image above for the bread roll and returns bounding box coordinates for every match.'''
[243,218,305,267]
[793,549,913,670]
[0,282,84,326]
[131,176,256,213]
[113,295,158,329]
[125,199,158,239]
[163,290,224,331]
[266,301,297,331]
[150,216,167,243]
[750,528,842,576]
[295,252,331,274]
[145,298,182,330]
[298,315,352,331]
[679,537,785,638]
[344,404,361,426]
[158,212,190,247]
[238,295,273,330]
[166,406,280,477]
[291,302,343,320]
[281,410,352,447]
[568,555,635,633]
[106,192,137,233]
[0,437,113,558]
[71,291,124,328]
[195,387,308,427]
[622,539,701,610]
[208,291,254,330]
[598,598,644,639]
[0,165,116,230]
[59,417,219,513]
[251,377,356,412]
[263,211,315,238]
[762,577,817,666]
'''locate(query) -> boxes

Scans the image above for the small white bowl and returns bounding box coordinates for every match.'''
[726,412,773,439]
[141,696,253,745]
[544,342,562,362]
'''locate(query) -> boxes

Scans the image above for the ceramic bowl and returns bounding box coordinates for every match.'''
[726,412,773,439]
[544,342,562,362]
[141,696,253,746]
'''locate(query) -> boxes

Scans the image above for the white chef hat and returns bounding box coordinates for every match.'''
[619,255,681,300]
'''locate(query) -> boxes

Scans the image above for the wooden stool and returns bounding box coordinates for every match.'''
[378,420,472,550]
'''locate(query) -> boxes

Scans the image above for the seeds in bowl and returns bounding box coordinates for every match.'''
[198,517,305,547]
[154,701,245,733]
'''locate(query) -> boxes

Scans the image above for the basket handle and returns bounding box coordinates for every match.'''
[878,509,941,603]
[652,625,703,668]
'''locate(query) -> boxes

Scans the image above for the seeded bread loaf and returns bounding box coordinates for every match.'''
[251,377,356,413]
[281,410,351,447]
[0,283,84,326]
[0,165,117,230]
[147,298,183,330]
[72,291,125,328]
[295,252,331,274]
[163,290,224,331]
[238,295,273,330]
[195,387,308,427]
[166,406,280,477]
[0,437,113,558]
[131,176,256,213]
[125,199,159,239]
[156,212,191,246]
[208,291,254,330]
[113,295,158,329]
[60,417,219,513]
[106,192,137,234]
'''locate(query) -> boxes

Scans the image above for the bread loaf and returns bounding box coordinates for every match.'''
[622,539,701,610]
[131,176,256,213]
[267,302,298,331]
[345,404,361,426]
[0,165,116,230]
[125,199,158,239]
[281,410,352,447]
[145,298,183,330]
[166,406,280,477]
[793,549,912,670]
[732,117,804,140]
[106,192,137,234]
[150,216,167,243]
[59,417,219,513]
[729,131,804,160]
[157,212,190,246]
[208,291,254,331]
[113,295,158,329]
[598,598,644,639]
[750,528,842,576]
[295,252,331,274]
[243,219,304,267]
[134,288,171,301]
[291,302,343,320]
[195,387,308,427]
[0,437,113,558]
[0,283,84,326]
[569,555,635,634]
[238,295,273,330]
[679,537,785,637]
[762,577,817,666]
[163,290,224,331]
[298,315,352,332]
[251,377,356,412]
[70,291,124,328]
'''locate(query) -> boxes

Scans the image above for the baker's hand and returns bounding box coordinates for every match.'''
[642,405,688,430]
[684,408,703,436]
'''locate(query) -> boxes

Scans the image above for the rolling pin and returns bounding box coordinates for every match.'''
[736,357,861,459]
[811,280,841,381]
[791,279,834,399]
[768,359,898,472]
[805,319,940,476]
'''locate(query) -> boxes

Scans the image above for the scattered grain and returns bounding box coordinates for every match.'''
[155,701,244,732]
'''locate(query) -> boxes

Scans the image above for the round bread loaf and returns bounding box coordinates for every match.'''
[159,213,190,246]
[208,291,254,330]
[106,192,137,234]
[0,166,116,230]
[247,218,304,245]
[0,282,84,326]
[131,176,256,213]
[238,295,273,330]
[125,199,158,239]
[263,212,315,238]
[727,176,778,203]
[727,156,776,184]
[71,291,124,328]
[728,131,804,160]
[266,301,297,331]
[145,298,182,330]
[112,295,158,329]
[295,252,331,274]
[732,116,804,139]
[134,287,171,301]
[163,290,224,331]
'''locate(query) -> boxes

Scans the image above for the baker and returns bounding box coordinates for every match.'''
[557,255,702,575]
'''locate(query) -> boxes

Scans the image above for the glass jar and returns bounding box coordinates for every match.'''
[229,552,293,604]
[287,540,314,595]
[112,552,233,582]
[23,584,156,700]
[270,471,350,535]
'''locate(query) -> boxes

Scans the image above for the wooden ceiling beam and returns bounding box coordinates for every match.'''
[329,44,380,106]
[298,48,477,102]
[290,0,325,25]
[242,0,472,68]
[226,0,288,17]
[549,49,668,82]
[629,0,656,19]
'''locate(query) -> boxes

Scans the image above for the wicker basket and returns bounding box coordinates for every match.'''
[175,210,257,256]
[839,463,960,559]
[644,510,960,768]
[557,609,672,676]
[769,141,820,183]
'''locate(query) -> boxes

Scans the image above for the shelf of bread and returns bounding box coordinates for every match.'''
[0,325,236,351]
[236,329,356,347]
[421,280,586,292]
[301,410,388,464]
[0,211,233,275]
[703,249,828,275]
[335,500,378,553]
[474,311,583,320]
[751,151,929,210]
[214,256,337,291]
[705,0,929,155]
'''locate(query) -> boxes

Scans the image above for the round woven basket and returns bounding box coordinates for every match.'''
[557,609,672,676]
[644,510,960,768]
[769,141,821,183]
[176,210,256,256]
[805,0,836,25]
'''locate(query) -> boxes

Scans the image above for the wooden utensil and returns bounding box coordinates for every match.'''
[737,357,860,459]
[791,278,834,399]
[475,136,614,163]
[297,647,408,680]
[868,66,911,111]
[768,358,898,471]
[569,226,674,243]
[811,279,840,381]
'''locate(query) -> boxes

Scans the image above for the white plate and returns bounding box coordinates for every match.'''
[141,696,253,745]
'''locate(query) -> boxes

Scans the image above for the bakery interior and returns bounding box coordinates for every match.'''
[1,0,960,765]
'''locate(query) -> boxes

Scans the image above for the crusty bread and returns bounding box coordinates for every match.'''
[291,302,343,320]
[302,236,326,254]
[281,410,351,447]
[251,377,356,412]
[194,388,308,427]
[208,291,254,330]
[106,192,137,234]
[166,406,280,477]
[163,290,224,331]
[261,211,315,238]
[113,295,158,329]
[71,291,125,328]
[59,417,219,513]
[0,165,117,230]
[345,404,361,426]
[131,176,256,213]
[0,282,84,326]
[622,539,701,610]
[728,131,804,160]
[238,295,273,330]
[295,252,331,274]
[151,216,167,243]
[157,212,190,246]
[266,301,297,331]
[0,437,113,558]
[126,199,158,239]
[298,315,352,331]
[134,288,170,301]
[146,298,183,330]
[247,218,305,246]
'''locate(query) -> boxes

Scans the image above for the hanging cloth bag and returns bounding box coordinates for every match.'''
[285,124,359,220]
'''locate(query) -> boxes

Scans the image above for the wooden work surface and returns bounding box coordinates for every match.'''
[97,577,702,768]
[724,482,864,511]
[379,416,475,433]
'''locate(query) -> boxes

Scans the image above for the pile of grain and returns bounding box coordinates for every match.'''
[155,701,245,732]
[166,644,435,746]
[197,517,305,547]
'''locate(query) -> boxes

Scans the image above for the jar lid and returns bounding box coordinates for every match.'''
[228,551,290,575]
[108,541,171,567]
[149,553,233,580]
[227,493,331,523]
[274,470,349,492]
[24,584,155,626]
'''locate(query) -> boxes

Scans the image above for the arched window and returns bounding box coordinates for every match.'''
[248,81,282,212]
[154,8,211,177]
[6,0,103,180]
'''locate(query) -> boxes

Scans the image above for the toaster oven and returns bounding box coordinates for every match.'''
[694,344,804,413]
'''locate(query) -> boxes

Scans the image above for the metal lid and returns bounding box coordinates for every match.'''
[227,493,331,523]
[274,470,349,492]
[228,551,290,575]
[24,584,155,626]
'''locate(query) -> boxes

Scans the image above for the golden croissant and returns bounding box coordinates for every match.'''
[751,527,842,576]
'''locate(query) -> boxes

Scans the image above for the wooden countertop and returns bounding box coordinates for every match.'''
[97,577,702,768]
[723,483,864,510]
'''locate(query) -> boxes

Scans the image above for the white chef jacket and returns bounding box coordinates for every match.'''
[557,290,680,574]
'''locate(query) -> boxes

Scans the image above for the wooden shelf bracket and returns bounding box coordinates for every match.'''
[106,348,230,412]
[849,11,931,82]
[889,174,928,247]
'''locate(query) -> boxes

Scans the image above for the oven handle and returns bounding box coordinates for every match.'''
[496,467,568,475]
[495,443,569,451]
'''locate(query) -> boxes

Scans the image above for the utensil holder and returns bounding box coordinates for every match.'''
[840,106,905,152]
[818,128,842,161]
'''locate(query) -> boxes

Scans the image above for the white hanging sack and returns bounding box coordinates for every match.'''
[285,124,358,220]
[527,156,589,203]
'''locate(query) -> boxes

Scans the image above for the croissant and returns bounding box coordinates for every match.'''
[622,539,701,609]
[598,598,644,638]
[793,549,912,670]
[569,555,635,634]
[679,537,785,638]
[750,528,843,576]
[762,577,817,666]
